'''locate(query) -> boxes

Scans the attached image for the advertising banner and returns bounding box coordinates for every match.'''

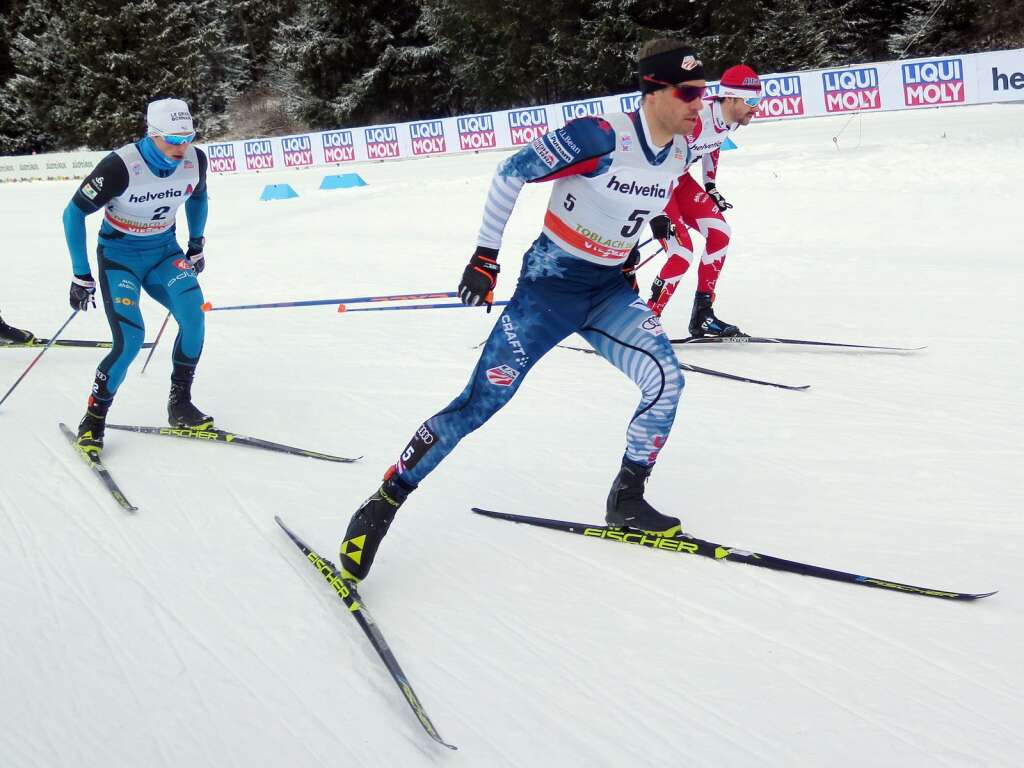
[3,48,1021,183]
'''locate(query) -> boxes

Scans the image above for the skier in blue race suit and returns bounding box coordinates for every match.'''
[64,98,212,457]
[340,39,709,582]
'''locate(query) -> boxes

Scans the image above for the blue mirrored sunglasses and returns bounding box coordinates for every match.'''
[742,95,762,108]
[158,131,196,145]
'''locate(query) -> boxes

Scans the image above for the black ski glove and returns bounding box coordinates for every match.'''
[650,214,674,242]
[705,183,732,211]
[69,274,96,311]
[186,236,205,274]
[459,247,500,311]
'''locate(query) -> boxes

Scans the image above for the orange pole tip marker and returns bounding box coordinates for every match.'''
[337,304,347,313]
[201,302,213,312]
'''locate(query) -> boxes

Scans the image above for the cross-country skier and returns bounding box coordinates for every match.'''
[646,64,763,336]
[339,39,708,582]
[63,98,211,456]
[0,311,34,344]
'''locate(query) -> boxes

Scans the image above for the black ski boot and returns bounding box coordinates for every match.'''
[0,314,34,344]
[76,401,109,459]
[339,468,413,581]
[168,379,214,429]
[605,459,681,536]
[688,291,742,337]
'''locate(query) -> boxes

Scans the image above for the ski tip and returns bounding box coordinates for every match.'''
[967,590,998,600]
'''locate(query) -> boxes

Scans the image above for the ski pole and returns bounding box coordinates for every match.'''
[0,310,79,409]
[338,301,510,314]
[140,311,171,374]
[630,245,665,273]
[203,291,458,312]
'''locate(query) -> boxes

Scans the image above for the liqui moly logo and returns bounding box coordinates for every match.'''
[754,76,804,119]
[507,108,549,145]
[902,59,965,106]
[281,135,313,168]
[206,143,236,173]
[619,94,641,112]
[243,139,274,171]
[409,120,446,155]
[823,67,881,112]
[321,130,355,163]
[457,114,496,150]
[561,99,604,122]
[365,125,400,159]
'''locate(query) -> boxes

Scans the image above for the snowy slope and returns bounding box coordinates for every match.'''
[1,103,1022,768]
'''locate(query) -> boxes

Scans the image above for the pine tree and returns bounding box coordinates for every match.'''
[275,0,450,128]
[4,0,247,151]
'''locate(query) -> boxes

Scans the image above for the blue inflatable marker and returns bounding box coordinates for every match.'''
[260,184,299,201]
[320,173,367,190]
[720,136,738,151]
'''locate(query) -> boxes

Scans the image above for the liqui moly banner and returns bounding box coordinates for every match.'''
[206,143,237,173]
[321,129,355,163]
[457,114,497,150]
[507,107,549,145]
[364,125,401,160]
[559,99,604,126]
[243,139,275,171]
[280,135,314,168]
[822,67,882,112]
[409,120,446,155]
[7,49,1021,182]
[902,58,966,106]
[755,75,805,119]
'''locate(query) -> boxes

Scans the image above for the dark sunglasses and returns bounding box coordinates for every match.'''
[643,76,705,102]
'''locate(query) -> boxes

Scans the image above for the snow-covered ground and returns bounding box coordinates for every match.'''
[1,103,1022,768]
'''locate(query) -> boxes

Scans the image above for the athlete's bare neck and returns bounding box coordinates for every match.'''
[641,101,675,148]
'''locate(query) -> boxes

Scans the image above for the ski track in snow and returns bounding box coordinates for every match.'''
[2,103,1023,767]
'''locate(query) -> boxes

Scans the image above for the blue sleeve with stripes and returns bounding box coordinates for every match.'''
[477,117,616,250]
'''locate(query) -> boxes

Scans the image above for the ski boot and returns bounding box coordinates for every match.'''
[168,379,214,429]
[339,467,413,581]
[76,402,109,459]
[688,291,742,337]
[0,315,34,344]
[605,459,681,536]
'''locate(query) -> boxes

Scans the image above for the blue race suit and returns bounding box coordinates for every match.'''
[63,137,208,403]
[393,109,689,487]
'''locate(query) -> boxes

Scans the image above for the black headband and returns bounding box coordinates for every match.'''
[638,46,705,93]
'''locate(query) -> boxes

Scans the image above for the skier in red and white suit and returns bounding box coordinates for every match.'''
[647,65,762,337]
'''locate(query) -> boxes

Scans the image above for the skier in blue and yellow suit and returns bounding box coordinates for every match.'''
[63,98,212,456]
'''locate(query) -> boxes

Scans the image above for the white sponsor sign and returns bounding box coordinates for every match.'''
[3,48,1021,182]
